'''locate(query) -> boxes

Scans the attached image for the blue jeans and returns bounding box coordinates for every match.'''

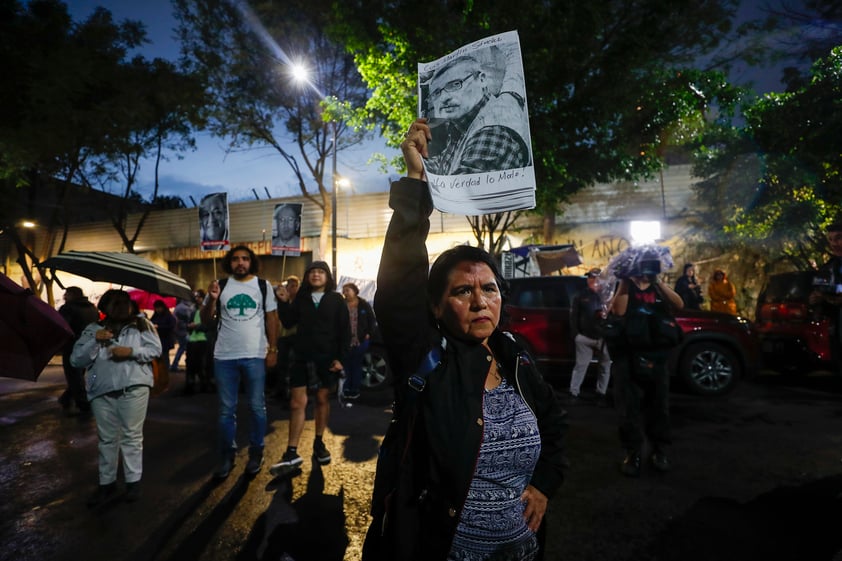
[344,342,369,393]
[172,334,188,369]
[214,358,267,458]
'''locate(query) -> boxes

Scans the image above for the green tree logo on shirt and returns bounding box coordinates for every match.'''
[227,293,257,316]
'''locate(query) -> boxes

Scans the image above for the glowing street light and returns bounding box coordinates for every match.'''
[290,62,342,277]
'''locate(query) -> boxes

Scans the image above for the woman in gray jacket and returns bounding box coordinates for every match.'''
[71,289,162,506]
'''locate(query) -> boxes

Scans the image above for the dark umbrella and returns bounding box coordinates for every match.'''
[40,251,193,301]
[0,274,73,381]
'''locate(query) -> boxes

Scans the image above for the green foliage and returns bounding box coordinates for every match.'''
[0,0,205,255]
[174,0,372,259]
[174,0,369,197]
[692,47,842,270]
[328,0,743,215]
[0,0,145,184]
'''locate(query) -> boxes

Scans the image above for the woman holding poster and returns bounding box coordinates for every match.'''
[362,114,566,561]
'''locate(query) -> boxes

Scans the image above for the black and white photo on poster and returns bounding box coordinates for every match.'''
[198,192,230,251]
[271,202,302,256]
[418,30,535,215]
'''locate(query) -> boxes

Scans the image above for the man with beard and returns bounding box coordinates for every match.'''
[201,245,279,479]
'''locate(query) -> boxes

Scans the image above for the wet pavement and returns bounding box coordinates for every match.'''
[2,362,842,561]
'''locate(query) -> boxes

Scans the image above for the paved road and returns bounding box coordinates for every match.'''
[2,364,842,561]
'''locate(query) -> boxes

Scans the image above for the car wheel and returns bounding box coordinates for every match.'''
[678,342,740,396]
[360,352,392,391]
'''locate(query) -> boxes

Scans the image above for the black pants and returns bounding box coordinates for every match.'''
[611,350,671,452]
[186,340,210,389]
[60,350,89,410]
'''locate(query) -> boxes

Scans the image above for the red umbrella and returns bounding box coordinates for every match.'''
[128,289,177,311]
[0,274,73,381]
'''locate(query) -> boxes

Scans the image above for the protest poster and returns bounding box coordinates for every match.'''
[199,192,230,251]
[271,202,302,256]
[418,30,535,214]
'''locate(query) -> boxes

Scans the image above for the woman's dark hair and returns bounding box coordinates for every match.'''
[98,289,149,332]
[427,245,509,306]
[342,282,360,296]
[300,261,335,294]
[222,245,260,275]
[683,263,695,274]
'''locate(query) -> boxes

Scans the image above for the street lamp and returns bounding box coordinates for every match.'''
[331,121,338,277]
[291,64,343,278]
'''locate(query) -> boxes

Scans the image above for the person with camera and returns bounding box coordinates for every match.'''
[608,256,683,478]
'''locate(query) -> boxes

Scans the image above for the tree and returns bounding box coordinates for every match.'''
[751,0,842,90]
[329,0,744,247]
[0,0,148,294]
[82,56,205,253]
[174,0,369,262]
[692,46,842,271]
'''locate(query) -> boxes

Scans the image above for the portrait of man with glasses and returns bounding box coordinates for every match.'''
[423,49,531,177]
[271,203,302,255]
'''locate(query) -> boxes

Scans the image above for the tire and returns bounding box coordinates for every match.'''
[360,352,392,391]
[677,342,741,396]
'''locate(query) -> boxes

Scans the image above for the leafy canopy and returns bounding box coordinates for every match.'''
[174,0,371,260]
[692,46,842,270]
[329,0,743,214]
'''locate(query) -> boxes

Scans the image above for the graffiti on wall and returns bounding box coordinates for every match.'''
[563,235,632,262]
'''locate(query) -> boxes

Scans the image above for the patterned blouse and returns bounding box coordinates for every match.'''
[447,377,542,561]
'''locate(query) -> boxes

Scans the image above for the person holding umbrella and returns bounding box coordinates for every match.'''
[71,289,162,506]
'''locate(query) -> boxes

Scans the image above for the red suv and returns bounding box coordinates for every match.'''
[754,271,833,372]
[499,276,759,396]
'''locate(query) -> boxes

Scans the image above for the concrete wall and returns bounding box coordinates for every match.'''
[9,163,738,309]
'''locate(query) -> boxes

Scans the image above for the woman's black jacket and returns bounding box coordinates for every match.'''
[277,290,350,365]
[362,178,567,561]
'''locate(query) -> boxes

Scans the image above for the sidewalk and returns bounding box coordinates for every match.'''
[0,360,390,561]
[0,359,66,395]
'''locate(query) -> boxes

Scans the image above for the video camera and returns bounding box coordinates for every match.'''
[624,256,662,281]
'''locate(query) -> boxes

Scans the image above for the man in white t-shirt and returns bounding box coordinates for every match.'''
[201,245,279,479]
